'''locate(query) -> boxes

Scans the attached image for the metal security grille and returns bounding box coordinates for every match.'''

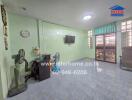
[88,30,93,48]
[121,20,132,47]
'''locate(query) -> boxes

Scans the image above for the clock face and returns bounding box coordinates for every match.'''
[1,5,7,26]
[20,30,30,38]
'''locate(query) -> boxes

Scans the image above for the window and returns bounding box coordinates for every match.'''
[121,20,132,32]
[128,31,132,46]
[88,30,93,48]
[121,20,132,47]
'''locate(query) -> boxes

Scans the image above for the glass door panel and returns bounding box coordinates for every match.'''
[96,35,104,47]
[105,49,116,63]
[96,35,104,61]
[104,33,116,63]
[95,33,116,63]
[105,33,115,47]
[96,49,104,60]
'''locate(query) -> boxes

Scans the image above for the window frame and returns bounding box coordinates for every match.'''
[121,20,132,47]
[88,30,93,48]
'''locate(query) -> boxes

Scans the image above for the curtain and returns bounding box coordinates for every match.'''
[94,22,117,35]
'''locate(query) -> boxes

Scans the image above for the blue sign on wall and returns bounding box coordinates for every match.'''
[110,5,125,16]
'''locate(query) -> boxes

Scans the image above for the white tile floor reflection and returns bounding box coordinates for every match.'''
[7,59,132,100]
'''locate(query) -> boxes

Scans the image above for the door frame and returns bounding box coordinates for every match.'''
[95,34,105,61]
[95,33,117,64]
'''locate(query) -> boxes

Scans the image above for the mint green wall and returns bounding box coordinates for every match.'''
[6,14,89,99]
[8,13,89,63]
[6,13,89,99]
[39,21,88,62]
[0,12,39,100]
[8,13,39,62]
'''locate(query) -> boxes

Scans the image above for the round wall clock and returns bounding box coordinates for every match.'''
[20,30,30,38]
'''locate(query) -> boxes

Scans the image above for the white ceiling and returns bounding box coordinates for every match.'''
[3,0,132,30]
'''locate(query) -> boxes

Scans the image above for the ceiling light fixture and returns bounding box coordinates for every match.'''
[83,15,92,20]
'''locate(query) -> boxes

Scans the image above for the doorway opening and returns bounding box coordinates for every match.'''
[95,33,116,63]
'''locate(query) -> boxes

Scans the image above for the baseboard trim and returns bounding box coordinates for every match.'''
[70,57,95,62]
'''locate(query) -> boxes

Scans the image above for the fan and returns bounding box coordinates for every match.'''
[54,52,60,64]
[52,52,61,72]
